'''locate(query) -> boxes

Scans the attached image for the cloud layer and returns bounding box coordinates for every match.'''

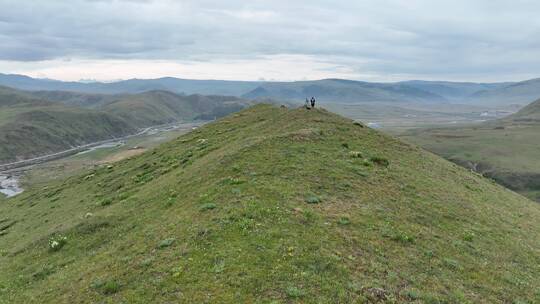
[1,0,539,81]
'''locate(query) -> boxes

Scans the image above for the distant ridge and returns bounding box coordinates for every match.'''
[241,79,448,103]
[471,78,540,105]
[3,73,539,105]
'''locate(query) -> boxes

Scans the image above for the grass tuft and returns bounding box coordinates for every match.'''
[305,195,321,204]
[199,202,217,211]
[285,286,305,298]
[158,238,175,248]
[91,279,121,295]
[338,217,351,225]
[370,156,390,167]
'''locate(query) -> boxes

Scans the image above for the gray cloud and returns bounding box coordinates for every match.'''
[1,0,540,81]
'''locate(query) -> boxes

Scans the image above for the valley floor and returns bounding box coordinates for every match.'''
[398,124,540,202]
[0,122,204,198]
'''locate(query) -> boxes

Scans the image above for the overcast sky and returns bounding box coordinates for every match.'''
[1,0,539,82]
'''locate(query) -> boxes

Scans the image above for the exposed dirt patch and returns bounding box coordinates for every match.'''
[101,148,146,163]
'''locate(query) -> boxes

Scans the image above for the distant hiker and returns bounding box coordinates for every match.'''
[310,97,316,108]
[305,98,311,109]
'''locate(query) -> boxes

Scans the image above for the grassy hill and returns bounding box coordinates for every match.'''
[30,90,118,109]
[399,98,540,201]
[0,87,251,164]
[499,98,540,123]
[0,86,48,107]
[0,87,136,164]
[0,105,538,303]
[102,91,249,127]
[30,89,251,126]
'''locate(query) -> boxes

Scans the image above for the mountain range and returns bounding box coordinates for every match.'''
[2,73,540,105]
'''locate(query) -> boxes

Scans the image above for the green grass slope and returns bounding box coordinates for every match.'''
[0,105,539,303]
[400,99,540,202]
[30,90,118,109]
[0,85,45,107]
[500,98,540,123]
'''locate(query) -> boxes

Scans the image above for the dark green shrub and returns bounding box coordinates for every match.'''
[100,198,112,206]
[390,232,415,244]
[92,279,121,295]
[370,156,390,167]
[102,280,120,295]
[463,232,475,242]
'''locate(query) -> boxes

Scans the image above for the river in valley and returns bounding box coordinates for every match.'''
[0,121,206,199]
[0,174,23,198]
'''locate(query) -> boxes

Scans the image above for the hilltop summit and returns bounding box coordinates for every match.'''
[1,105,539,303]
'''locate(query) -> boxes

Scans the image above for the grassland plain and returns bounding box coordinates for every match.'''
[0,105,539,303]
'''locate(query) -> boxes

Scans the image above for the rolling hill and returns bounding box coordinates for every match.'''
[0,86,252,164]
[0,105,538,303]
[498,97,540,123]
[30,90,119,109]
[400,97,540,201]
[29,89,251,126]
[101,91,249,127]
[0,87,136,164]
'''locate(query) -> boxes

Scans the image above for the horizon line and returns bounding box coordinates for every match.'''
[0,72,533,85]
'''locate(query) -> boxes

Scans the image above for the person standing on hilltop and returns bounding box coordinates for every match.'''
[310,97,316,108]
[305,98,311,109]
